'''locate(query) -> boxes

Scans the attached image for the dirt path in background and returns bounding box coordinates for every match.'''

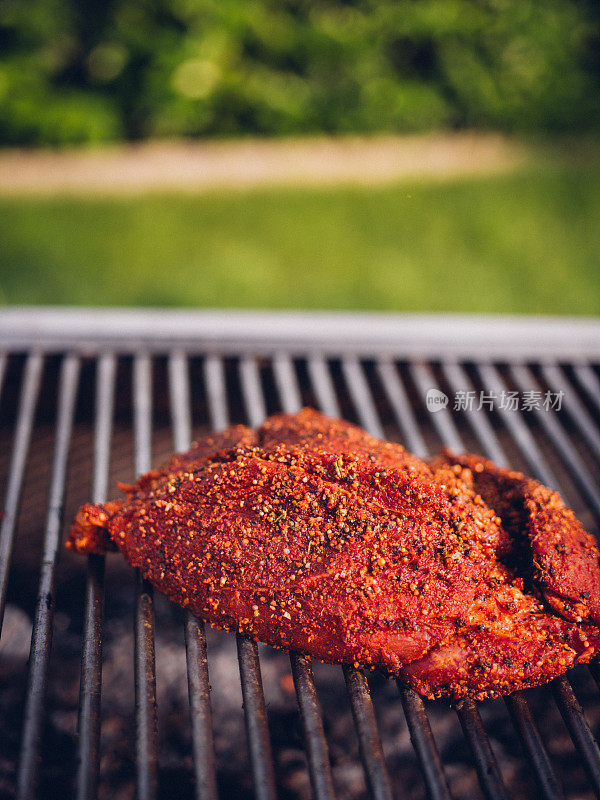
[0,132,529,195]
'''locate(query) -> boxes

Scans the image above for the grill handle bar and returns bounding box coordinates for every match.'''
[17,355,80,800]
[4,308,599,360]
[75,353,116,800]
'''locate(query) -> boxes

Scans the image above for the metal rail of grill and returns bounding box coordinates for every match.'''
[1,308,600,800]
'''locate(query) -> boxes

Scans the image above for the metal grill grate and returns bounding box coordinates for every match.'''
[1,309,600,800]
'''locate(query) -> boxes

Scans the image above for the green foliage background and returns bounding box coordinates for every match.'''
[1,0,599,145]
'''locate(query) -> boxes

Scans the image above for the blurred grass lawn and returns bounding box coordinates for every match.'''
[0,156,598,314]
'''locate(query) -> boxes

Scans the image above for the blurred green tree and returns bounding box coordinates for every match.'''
[0,0,598,144]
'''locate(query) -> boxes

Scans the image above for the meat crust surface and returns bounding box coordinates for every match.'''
[67,408,600,700]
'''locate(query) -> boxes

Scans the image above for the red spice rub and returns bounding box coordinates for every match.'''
[67,408,600,700]
[431,450,600,626]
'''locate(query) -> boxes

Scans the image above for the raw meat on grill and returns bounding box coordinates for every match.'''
[67,408,600,700]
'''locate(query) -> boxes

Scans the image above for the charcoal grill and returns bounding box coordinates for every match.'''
[1,308,600,800]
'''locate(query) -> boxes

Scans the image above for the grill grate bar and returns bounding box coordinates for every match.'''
[377,361,460,800]
[413,360,575,799]
[573,364,600,416]
[376,360,427,459]
[75,353,116,800]
[441,362,506,464]
[342,356,453,800]
[400,362,510,800]
[455,699,510,800]
[341,358,385,440]
[396,683,453,800]
[237,357,278,800]
[504,692,564,800]
[134,354,153,473]
[183,616,218,800]
[209,355,276,800]
[475,363,600,796]
[307,356,342,419]
[0,352,7,401]
[553,676,600,800]
[203,355,229,431]
[133,354,159,800]
[17,354,81,800]
[305,355,394,800]
[168,351,219,800]
[291,655,337,800]
[384,357,558,800]
[168,350,194,454]
[441,361,565,800]
[509,364,600,520]
[1,320,598,800]
[541,364,600,458]
[240,356,267,427]
[272,353,302,416]
[0,352,43,635]
[410,364,463,453]
[343,666,393,800]
[272,353,337,800]
[273,354,303,417]
[236,635,278,800]
[476,364,555,487]
[375,360,428,458]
